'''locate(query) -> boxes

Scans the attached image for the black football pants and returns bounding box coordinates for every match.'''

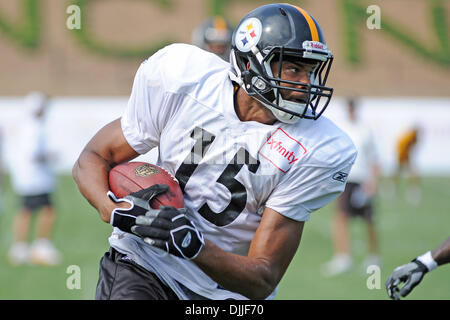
[95,247,179,300]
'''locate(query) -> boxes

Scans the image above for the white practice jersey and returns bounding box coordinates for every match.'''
[342,121,378,184]
[110,43,357,300]
[10,115,55,196]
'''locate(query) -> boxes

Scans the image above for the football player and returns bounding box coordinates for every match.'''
[8,92,61,266]
[393,126,422,205]
[386,236,450,300]
[191,16,233,61]
[73,3,357,300]
[0,125,4,215]
[322,97,381,276]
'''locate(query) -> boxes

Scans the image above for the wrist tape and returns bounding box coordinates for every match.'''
[417,251,438,272]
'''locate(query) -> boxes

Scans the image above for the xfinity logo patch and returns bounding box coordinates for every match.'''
[258,128,307,173]
[332,171,348,183]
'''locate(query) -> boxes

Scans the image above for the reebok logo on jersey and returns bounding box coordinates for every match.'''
[258,128,307,173]
[332,171,348,183]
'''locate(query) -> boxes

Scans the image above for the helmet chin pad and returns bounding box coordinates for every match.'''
[265,96,305,124]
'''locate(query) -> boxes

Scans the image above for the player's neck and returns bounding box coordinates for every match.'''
[234,88,277,125]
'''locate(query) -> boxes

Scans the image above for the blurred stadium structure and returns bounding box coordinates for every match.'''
[0,0,448,176]
[0,0,449,300]
[1,96,449,176]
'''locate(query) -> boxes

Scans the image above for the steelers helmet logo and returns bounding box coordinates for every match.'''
[135,164,159,177]
[235,18,262,52]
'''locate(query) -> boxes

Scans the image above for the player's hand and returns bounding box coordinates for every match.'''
[385,259,428,300]
[131,206,205,260]
[107,184,169,233]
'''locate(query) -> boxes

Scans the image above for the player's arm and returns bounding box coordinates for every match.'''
[432,236,450,266]
[133,205,304,299]
[194,207,303,300]
[72,118,139,222]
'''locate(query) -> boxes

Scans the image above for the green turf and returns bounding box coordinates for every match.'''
[0,175,448,300]
[277,177,450,300]
[0,175,111,300]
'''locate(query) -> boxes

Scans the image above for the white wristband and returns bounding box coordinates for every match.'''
[417,251,438,272]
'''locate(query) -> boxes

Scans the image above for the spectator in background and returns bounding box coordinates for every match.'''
[0,125,4,215]
[394,126,421,205]
[191,16,233,61]
[7,91,61,266]
[322,97,381,276]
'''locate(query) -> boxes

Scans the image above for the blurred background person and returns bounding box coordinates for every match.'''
[0,125,4,216]
[191,16,233,61]
[393,126,422,205]
[322,97,381,277]
[7,91,61,266]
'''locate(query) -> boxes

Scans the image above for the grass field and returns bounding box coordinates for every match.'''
[0,175,449,300]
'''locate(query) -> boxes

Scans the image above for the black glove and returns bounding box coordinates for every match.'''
[131,206,204,260]
[385,258,428,300]
[108,184,169,233]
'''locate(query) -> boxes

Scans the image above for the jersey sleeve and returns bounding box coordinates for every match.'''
[121,48,174,155]
[265,150,357,222]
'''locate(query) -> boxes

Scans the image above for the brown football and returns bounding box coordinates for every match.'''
[108,161,184,209]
